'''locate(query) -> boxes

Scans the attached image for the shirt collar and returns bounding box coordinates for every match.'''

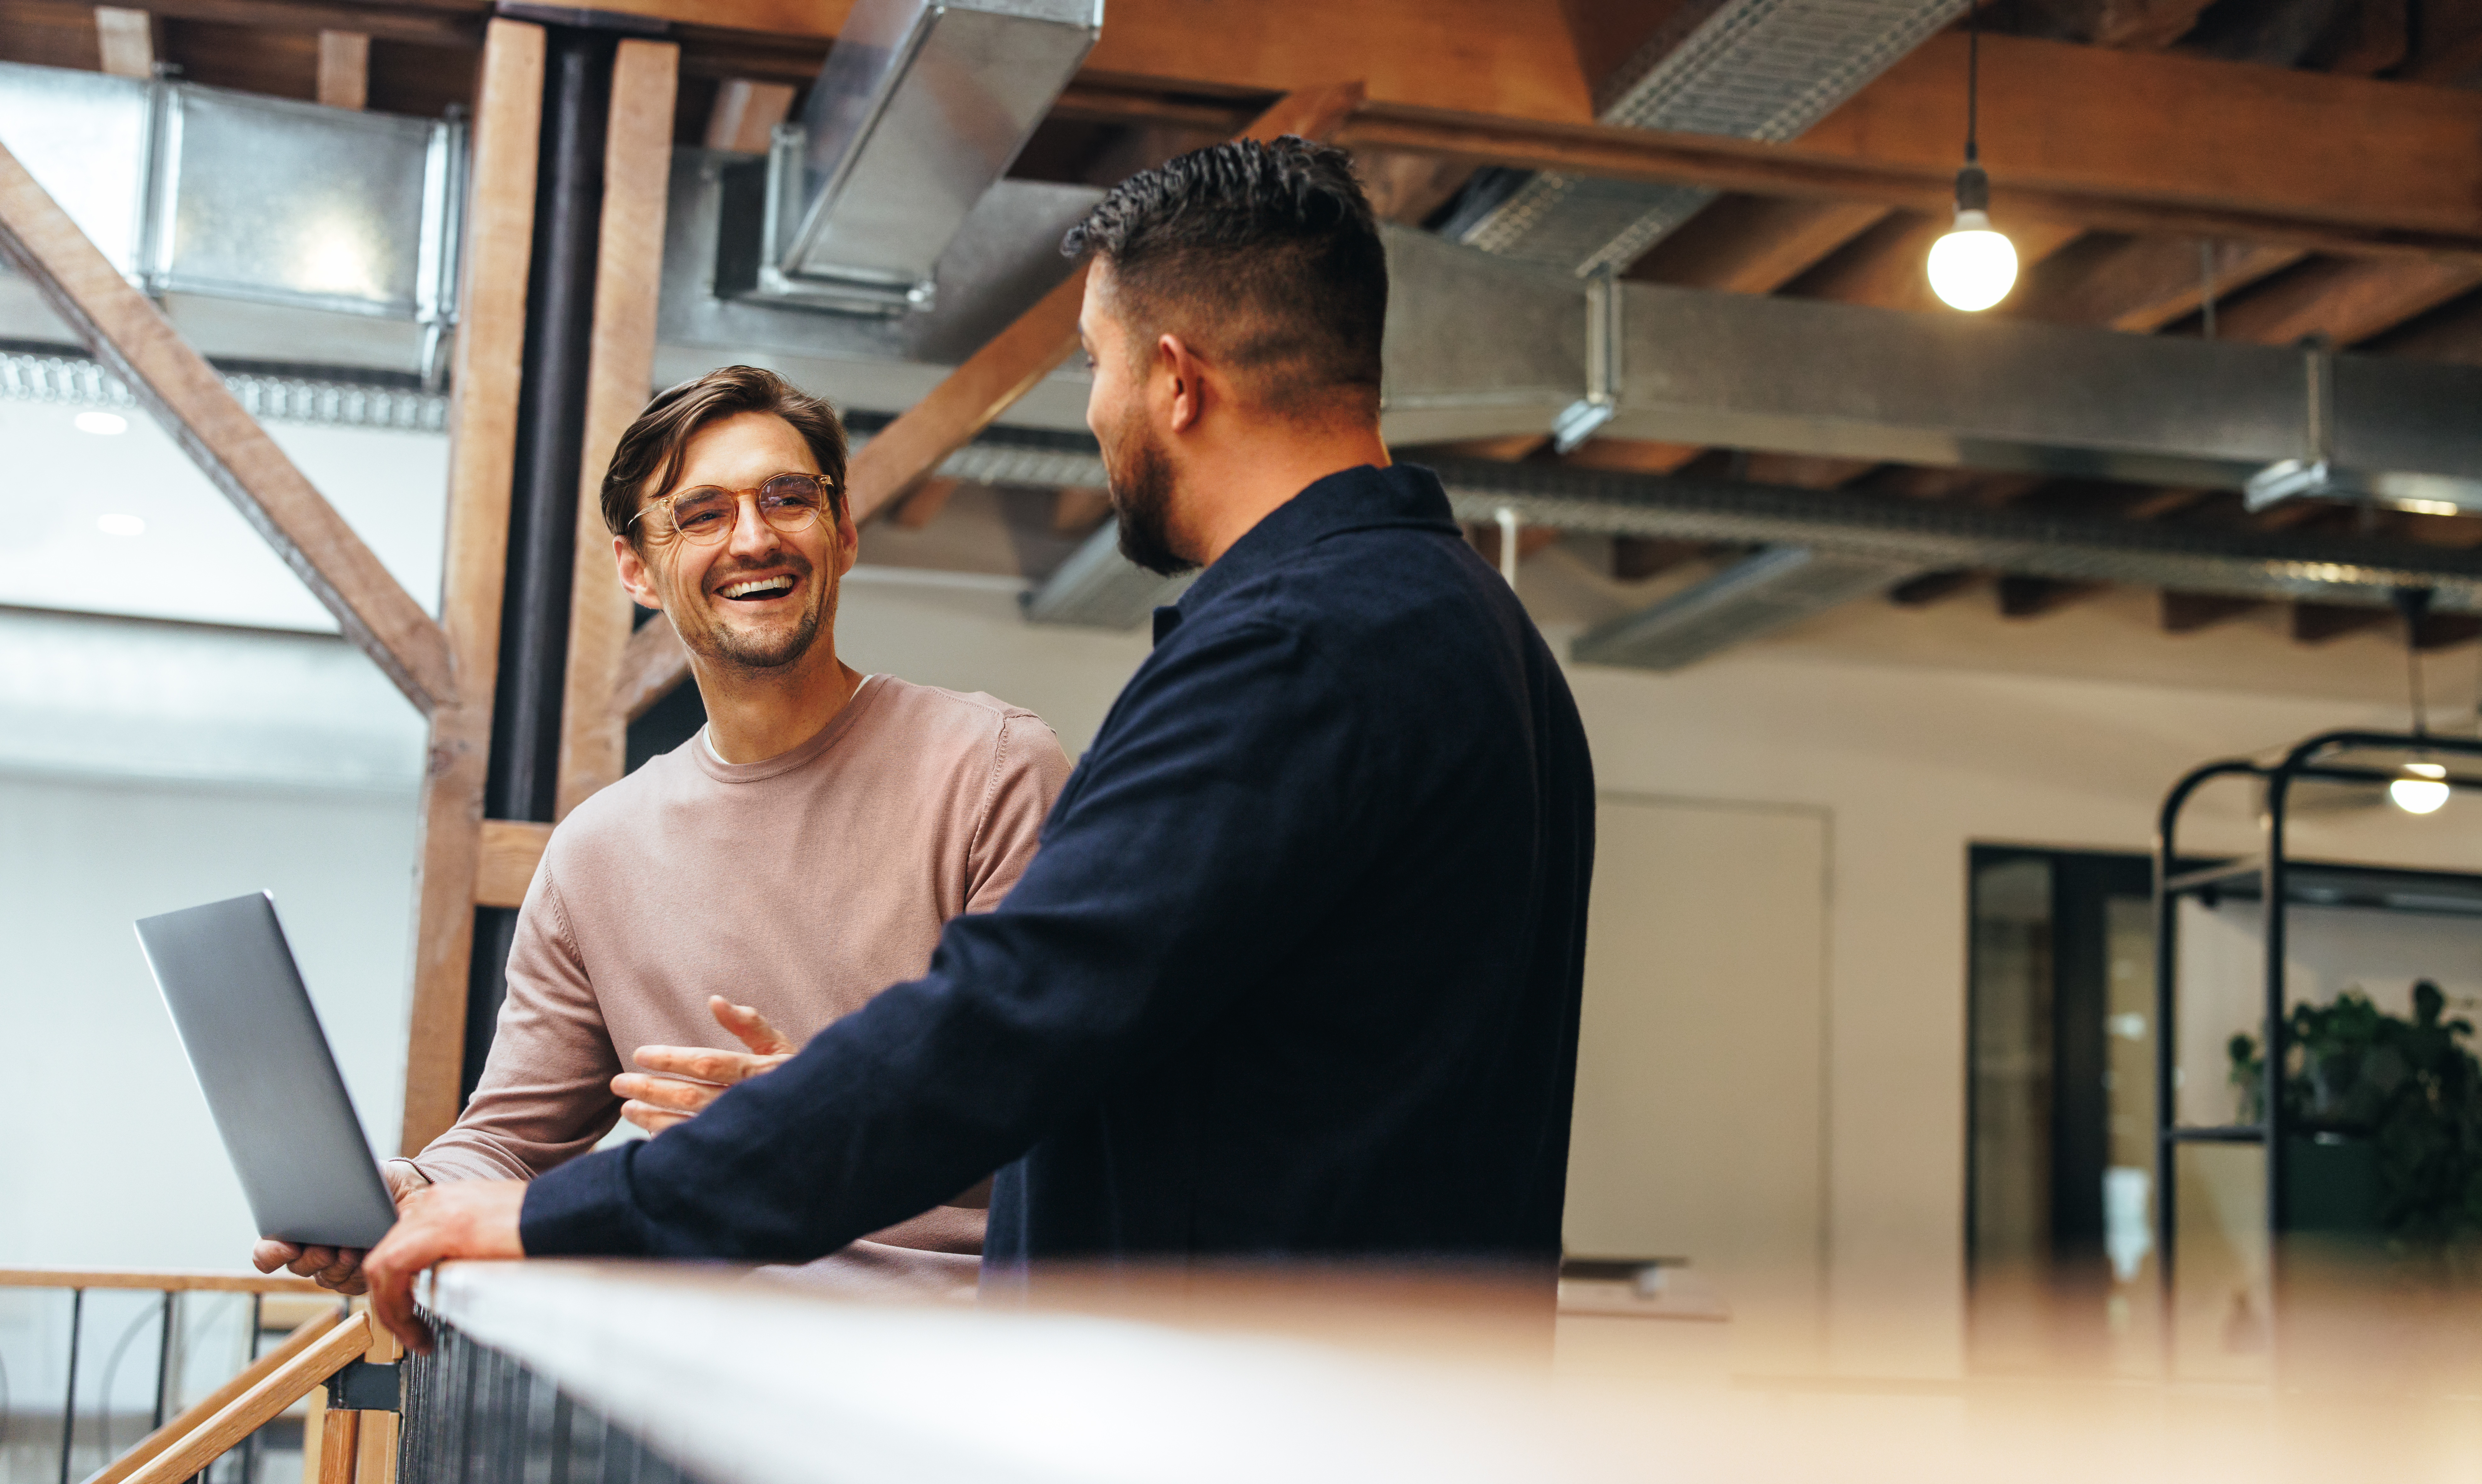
[1152,463,1458,643]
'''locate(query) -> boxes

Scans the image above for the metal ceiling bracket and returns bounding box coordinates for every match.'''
[1549,264,1620,453]
[2244,337,2338,512]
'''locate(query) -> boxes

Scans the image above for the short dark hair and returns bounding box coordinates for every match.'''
[1062,136,1385,418]
[600,365,848,546]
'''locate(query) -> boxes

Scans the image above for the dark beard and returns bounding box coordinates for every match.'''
[1107,427,1198,578]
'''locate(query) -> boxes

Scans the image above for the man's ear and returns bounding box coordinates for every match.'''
[832,503,860,577]
[1157,333,1207,434]
[614,534,662,611]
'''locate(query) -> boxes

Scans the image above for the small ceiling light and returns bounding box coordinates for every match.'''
[1927,1,2016,312]
[2392,771,2451,815]
[95,512,146,537]
[74,410,128,436]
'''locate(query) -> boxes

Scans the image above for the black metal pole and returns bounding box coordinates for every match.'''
[58,1289,83,1484]
[2262,759,2293,1372]
[463,23,617,1102]
[151,1291,174,1430]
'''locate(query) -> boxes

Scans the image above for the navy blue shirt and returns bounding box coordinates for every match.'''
[521,462,1596,1267]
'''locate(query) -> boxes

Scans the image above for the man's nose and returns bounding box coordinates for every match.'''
[724,494,779,556]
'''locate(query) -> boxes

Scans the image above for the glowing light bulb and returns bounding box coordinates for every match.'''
[75,410,128,436]
[1928,209,2018,311]
[95,512,146,537]
[2391,773,2451,814]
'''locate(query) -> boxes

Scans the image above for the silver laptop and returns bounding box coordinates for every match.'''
[135,892,398,1248]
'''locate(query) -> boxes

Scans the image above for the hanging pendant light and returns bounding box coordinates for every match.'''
[1928,1,2017,312]
[2391,762,2450,815]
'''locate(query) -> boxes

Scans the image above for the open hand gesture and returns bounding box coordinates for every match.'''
[612,996,796,1134]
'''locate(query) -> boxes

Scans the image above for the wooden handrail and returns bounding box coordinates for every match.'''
[121,1311,376,1484]
[0,1268,325,1293]
[84,1310,345,1484]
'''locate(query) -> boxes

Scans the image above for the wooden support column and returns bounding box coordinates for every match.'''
[317,31,371,111]
[609,81,1370,718]
[94,6,155,78]
[555,37,678,821]
[401,18,544,1155]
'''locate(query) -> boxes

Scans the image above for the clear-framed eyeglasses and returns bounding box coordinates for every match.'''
[627,472,839,545]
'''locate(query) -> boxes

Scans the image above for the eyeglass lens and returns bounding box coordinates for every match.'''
[666,474,830,542]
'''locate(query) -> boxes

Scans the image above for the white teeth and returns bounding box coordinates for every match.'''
[721,576,793,599]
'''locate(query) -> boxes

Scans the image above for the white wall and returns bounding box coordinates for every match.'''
[0,773,419,1269]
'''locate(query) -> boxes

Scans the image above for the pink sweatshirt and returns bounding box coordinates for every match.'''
[405,674,1073,1258]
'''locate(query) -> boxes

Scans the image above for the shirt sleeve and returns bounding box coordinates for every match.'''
[962,712,1074,914]
[409,863,626,1184]
[519,617,1379,1261]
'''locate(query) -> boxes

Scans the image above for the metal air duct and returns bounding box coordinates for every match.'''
[728,0,1103,314]
[1441,0,1965,277]
[1570,546,1918,670]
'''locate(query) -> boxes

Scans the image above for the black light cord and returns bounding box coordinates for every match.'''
[1965,0,1981,166]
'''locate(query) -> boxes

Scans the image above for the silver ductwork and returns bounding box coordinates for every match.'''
[1442,0,1965,275]
[1570,547,1918,670]
[731,0,1102,314]
[1379,229,2482,512]
[0,61,464,382]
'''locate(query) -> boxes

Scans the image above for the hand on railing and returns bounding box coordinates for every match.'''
[252,1162,427,1296]
[363,1180,527,1355]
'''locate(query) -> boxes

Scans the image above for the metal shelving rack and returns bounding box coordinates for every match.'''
[2152,728,2482,1362]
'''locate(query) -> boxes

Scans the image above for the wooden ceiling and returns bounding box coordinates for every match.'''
[6,0,2482,647]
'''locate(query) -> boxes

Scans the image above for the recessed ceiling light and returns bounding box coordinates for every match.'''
[74,410,129,436]
[96,512,146,537]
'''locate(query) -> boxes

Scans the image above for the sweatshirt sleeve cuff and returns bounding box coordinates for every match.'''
[518,1144,650,1257]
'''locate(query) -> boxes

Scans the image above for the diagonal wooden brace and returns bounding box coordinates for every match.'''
[114,1311,376,1484]
[0,141,459,716]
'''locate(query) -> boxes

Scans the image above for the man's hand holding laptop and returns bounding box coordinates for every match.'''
[253,996,794,1311]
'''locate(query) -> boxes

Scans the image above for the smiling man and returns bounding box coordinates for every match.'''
[361,140,1594,1348]
[255,365,1070,1295]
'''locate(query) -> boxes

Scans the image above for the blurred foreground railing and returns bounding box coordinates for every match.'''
[0,1271,397,1484]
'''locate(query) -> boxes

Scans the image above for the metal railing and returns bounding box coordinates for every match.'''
[397,1329,687,1484]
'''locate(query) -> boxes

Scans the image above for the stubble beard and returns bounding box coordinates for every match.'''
[1106,423,1198,579]
[692,551,831,671]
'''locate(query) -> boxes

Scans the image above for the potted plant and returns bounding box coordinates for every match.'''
[2227,980,2482,1244]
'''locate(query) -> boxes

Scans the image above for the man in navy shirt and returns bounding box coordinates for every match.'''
[365,137,1595,1347]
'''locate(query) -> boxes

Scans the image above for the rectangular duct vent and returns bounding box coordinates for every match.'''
[735,0,1102,314]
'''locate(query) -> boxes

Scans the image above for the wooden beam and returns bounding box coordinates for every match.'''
[1336,61,2482,262]
[0,140,457,715]
[702,77,793,153]
[1560,437,1700,475]
[94,6,154,77]
[616,81,1370,718]
[315,29,368,110]
[1628,196,1890,294]
[2159,590,2260,633]
[1052,486,1112,533]
[1610,535,1705,582]
[891,476,961,529]
[2212,256,2482,348]
[598,0,1592,122]
[2015,237,2304,332]
[121,1315,374,1484]
[1996,575,2101,619]
[78,0,483,48]
[400,17,541,1157]
[555,36,677,822]
[85,1312,344,1484]
[1888,570,1977,607]
[2291,601,2392,643]
[475,819,552,910]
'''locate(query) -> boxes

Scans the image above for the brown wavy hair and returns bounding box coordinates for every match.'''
[600,365,848,548]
